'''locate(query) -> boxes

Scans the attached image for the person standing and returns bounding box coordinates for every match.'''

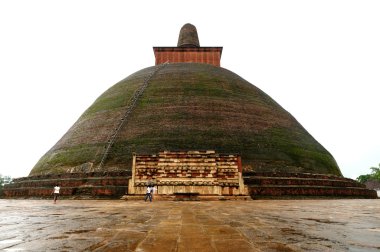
[144,186,152,202]
[151,185,157,201]
[53,184,60,204]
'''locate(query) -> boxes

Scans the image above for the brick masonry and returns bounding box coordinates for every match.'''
[2,163,377,199]
[244,172,377,199]
[153,47,222,66]
[2,171,131,198]
[128,150,246,196]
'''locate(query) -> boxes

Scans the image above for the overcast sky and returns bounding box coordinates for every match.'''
[1,1,379,179]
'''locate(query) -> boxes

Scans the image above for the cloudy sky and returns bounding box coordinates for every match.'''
[0,1,379,179]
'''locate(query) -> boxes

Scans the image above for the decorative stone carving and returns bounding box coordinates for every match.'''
[128,150,247,196]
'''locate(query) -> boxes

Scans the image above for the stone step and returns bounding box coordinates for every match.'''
[248,185,377,199]
[245,177,365,188]
[3,186,128,198]
[244,172,351,181]
[5,176,131,189]
[121,194,252,201]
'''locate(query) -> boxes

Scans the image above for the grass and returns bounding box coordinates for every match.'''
[30,63,342,177]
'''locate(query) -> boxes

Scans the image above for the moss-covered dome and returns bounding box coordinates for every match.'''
[30,63,342,176]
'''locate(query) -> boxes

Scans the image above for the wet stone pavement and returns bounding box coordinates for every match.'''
[0,199,379,251]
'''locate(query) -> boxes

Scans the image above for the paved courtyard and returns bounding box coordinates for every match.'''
[0,199,379,251]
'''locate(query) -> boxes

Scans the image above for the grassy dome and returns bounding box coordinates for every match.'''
[30,63,342,176]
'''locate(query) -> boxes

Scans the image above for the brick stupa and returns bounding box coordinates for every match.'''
[4,24,376,199]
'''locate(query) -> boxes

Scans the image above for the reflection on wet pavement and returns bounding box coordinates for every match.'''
[0,199,379,251]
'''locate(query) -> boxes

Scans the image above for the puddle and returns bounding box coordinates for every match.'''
[0,240,22,244]
[49,236,69,240]
[301,218,344,224]
[368,228,380,232]
[64,229,95,234]
[0,200,378,251]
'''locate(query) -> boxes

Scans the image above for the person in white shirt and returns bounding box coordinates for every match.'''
[53,184,60,204]
[144,186,152,202]
[151,185,157,201]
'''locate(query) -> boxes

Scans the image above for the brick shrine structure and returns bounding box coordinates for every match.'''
[154,23,222,66]
[154,47,222,67]
[128,151,247,196]
[2,24,377,199]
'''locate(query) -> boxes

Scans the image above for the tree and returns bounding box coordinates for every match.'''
[0,174,12,196]
[356,163,380,183]
[370,164,380,180]
[357,174,372,184]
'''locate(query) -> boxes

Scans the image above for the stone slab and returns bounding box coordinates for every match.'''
[0,199,379,251]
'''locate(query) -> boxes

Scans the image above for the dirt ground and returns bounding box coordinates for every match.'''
[0,199,379,251]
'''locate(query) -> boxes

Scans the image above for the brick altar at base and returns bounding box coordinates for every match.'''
[128,150,247,196]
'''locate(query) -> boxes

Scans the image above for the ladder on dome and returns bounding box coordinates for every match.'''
[97,62,169,170]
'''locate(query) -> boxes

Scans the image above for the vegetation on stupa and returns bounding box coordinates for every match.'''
[30,63,342,177]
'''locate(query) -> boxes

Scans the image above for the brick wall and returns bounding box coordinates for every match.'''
[129,150,245,195]
[153,47,222,66]
[244,172,377,199]
[3,171,131,198]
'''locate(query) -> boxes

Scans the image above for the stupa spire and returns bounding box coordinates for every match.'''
[177,23,200,47]
[153,23,223,66]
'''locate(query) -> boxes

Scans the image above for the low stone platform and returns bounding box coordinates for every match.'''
[122,194,252,201]
[3,171,131,198]
[3,171,377,199]
[244,172,377,199]
[0,199,379,251]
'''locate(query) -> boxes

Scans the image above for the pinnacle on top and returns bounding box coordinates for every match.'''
[177,23,200,47]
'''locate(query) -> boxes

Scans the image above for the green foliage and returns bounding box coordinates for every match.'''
[0,174,12,186]
[0,174,12,195]
[357,174,373,183]
[356,163,380,183]
[31,144,104,175]
[370,164,380,180]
